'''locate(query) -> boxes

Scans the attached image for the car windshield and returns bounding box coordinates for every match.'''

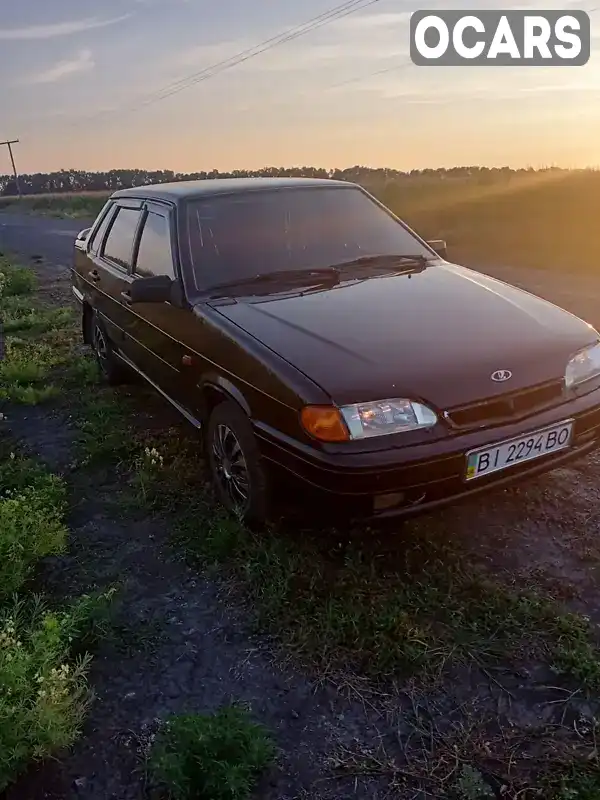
[185,187,434,294]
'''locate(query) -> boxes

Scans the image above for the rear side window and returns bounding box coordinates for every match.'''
[88,204,116,255]
[135,211,175,278]
[102,206,142,270]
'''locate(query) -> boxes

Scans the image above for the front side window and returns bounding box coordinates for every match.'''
[135,211,175,278]
[102,206,142,270]
[186,187,432,291]
[88,203,116,255]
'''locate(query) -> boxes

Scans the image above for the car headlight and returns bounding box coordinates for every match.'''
[565,341,600,390]
[340,398,437,440]
[301,399,438,442]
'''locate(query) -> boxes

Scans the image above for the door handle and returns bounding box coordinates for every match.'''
[120,291,132,305]
[89,269,100,283]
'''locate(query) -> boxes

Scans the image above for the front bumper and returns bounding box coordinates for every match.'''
[255,388,600,520]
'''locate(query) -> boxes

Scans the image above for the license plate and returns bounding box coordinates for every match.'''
[465,420,574,481]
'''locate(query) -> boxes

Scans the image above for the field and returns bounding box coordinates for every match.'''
[1,168,599,272]
[0,191,108,220]
[3,170,600,798]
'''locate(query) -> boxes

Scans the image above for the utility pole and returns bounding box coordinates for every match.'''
[0,139,21,197]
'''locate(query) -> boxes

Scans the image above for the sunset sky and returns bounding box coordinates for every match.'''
[1,0,598,174]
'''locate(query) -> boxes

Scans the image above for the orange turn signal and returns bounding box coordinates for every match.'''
[300,405,349,442]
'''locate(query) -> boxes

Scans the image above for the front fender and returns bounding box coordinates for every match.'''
[199,374,252,417]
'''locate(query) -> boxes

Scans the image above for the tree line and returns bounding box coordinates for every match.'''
[0,164,585,197]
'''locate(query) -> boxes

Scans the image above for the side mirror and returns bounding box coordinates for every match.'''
[76,227,91,242]
[427,239,447,260]
[129,275,175,304]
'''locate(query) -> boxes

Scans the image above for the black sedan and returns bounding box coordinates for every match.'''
[71,177,600,524]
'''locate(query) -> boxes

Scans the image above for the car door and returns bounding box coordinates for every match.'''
[88,200,144,356]
[124,201,192,406]
[73,200,115,306]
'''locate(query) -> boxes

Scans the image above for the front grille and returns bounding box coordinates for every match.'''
[444,380,565,430]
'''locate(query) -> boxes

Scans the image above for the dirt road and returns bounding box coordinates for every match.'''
[0,213,84,268]
[3,213,600,799]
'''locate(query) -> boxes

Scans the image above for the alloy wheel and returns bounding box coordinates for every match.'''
[211,423,250,512]
[93,323,109,373]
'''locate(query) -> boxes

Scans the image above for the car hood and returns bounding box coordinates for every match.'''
[212,263,597,409]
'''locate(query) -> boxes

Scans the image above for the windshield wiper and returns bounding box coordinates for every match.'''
[206,267,340,297]
[335,254,431,271]
[205,256,430,299]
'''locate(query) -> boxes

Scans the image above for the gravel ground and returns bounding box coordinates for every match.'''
[3,215,600,799]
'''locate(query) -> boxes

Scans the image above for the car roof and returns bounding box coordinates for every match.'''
[111,177,355,203]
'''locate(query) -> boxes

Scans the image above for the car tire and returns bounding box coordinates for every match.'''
[206,401,270,526]
[90,310,128,386]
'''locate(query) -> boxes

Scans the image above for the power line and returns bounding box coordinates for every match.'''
[64,0,381,129]
[134,0,381,110]
[328,62,411,91]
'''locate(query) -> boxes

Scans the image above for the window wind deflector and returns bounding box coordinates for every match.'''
[205,267,340,298]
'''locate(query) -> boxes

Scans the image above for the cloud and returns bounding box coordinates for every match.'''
[331,11,411,30]
[0,15,130,40]
[27,49,95,84]
[172,40,246,69]
[347,66,600,105]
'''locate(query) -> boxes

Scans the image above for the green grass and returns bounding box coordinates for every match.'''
[63,353,101,387]
[0,259,119,790]
[0,446,114,791]
[74,391,134,467]
[0,597,91,792]
[0,340,63,404]
[452,765,495,799]
[0,260,37,297]
[4,306,74,335]
[0,261,83,405]
[553,768,600,800]
[148,706,275,800]
[170,501,600,687]
[0,453,68,602]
